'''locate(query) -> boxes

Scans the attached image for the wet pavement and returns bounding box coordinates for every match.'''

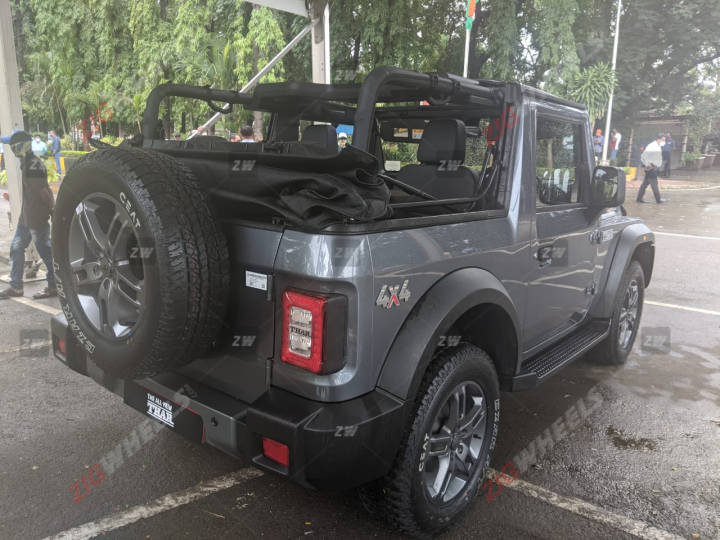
[0,174,719,539]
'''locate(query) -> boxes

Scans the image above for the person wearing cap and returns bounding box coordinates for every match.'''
[0,130,57,299]
[637,134,667,204]
[337,132,348,150]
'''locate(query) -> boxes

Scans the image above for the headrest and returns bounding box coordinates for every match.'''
[0,130,31,145]
[417,119,466,164]
[301,124,338,152]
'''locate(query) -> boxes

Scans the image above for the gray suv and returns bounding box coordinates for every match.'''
[50,66,654,537]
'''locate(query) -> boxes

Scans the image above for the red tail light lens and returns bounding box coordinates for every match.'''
[281,290,326,373]
[57,338,67,355]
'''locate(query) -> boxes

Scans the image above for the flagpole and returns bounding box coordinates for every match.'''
[601,0,622,164]
[463,27,470,78]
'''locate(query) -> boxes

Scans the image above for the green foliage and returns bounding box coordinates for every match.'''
[568,63,617,123]
[10,0,720,138]
[100,135,122,146]
[532,0,580,92]
[382,142,418,163]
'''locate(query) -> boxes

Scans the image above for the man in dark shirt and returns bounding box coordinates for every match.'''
[49,130,62,175]
[0,131,57,299]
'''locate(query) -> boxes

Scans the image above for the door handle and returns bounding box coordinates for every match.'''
[535,245,553,267]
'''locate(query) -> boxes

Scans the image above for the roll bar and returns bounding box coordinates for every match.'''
[141,84,252,140]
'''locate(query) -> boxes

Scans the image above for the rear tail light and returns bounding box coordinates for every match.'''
[57,338,67,355]
[262,437,289,467]
[281,290,326,373]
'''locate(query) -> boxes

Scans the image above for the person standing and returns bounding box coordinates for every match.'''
[593,128,604,160]
[661,132,674,177]
[610,129,622,160]
[31,135,47,158]
[49,130,62,175]
[637,134,667,204]
[0,131,57,299]
[239,125,255,143]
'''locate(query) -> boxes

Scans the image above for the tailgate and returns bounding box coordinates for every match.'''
[179,223,283,403]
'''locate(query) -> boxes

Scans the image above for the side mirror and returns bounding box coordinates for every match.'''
[590,166,625,208]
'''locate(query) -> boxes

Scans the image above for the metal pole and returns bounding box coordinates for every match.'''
[190,23,312,138]
[310,0,328,84]
[601,0,622,164]
[463,28,470,78]
[323,1,331,84]
[0,0,24,229]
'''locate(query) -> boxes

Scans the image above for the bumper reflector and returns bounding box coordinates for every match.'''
[57,338,67,355]
[262,437,289,467]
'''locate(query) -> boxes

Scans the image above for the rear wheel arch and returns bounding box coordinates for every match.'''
[376,267,520,402]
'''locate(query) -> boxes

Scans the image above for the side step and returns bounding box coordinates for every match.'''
[513,320,610,390]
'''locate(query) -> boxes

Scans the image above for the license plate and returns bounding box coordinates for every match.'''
[124,382,204,443]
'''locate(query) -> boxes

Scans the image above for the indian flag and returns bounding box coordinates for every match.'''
[465,0,478,30]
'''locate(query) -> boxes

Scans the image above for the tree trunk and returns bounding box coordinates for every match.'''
[161,96,173,139]
[54,93,68,135]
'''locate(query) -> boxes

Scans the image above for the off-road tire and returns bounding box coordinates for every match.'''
[52,147,229,378]
[592,260,645,365]
[376,344,500,538]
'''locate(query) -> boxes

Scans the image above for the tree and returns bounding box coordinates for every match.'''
[568,62,617,124]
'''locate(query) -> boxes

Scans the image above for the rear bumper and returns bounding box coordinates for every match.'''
[51,314,406,490]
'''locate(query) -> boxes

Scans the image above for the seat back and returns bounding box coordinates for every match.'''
[301,125,338,153]
[395,119,477,199]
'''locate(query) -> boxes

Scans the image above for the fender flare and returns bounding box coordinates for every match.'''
[377,267,521,401]
[592,223,655,319]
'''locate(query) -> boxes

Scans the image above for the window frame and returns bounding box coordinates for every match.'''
[533,107,591,212]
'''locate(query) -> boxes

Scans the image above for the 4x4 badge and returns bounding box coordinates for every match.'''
[376,280,411,309]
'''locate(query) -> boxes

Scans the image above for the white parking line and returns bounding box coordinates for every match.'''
[43,468,264,540]
[9,296,61,315]
[646,300,720,317]
[654,231,720,241]
[489,469,684,540]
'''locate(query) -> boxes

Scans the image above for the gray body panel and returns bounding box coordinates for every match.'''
[178,88,653,405]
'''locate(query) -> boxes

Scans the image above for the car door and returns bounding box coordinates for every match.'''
[523,108,597,352]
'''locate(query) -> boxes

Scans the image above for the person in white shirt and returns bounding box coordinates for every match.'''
[610,129,622,159]
[239,125,255,143]
[637,134,667,203]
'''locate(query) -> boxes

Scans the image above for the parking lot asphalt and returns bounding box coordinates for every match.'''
[0,180,719,539]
